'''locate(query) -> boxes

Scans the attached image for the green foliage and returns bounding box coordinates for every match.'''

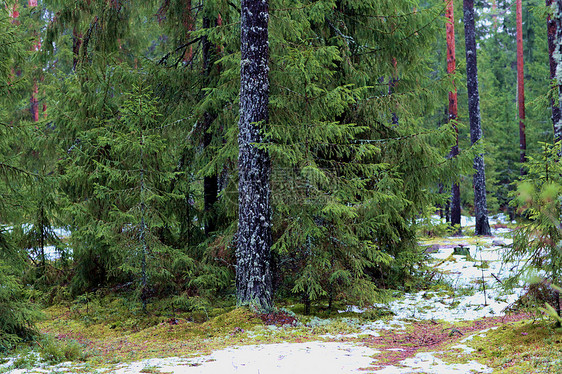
[0,5,41,350]
[507,143,562,320]
[0,249,40,351]
[38,334,88,364]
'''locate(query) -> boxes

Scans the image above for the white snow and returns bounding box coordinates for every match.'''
[106,342,378,374]
[372,351,492,373]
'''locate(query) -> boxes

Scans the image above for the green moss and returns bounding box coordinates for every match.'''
[437,319,562,373]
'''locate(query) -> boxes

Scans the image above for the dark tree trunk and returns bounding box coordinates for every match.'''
[464,0,491,236]
[236,0,273,311]
[547,0,562,142]
[202,16,219,236]
[389,57,399,126]
[203,113,218,235]
[516,0,526,173]
[72,28,82,71]
[30,81,39,122]
[446,0,461,233]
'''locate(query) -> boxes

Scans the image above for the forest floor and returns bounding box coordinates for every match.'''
[3,215,562,373]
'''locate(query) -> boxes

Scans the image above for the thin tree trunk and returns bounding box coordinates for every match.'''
[236,0,273,311]
[555,0,562,146]
[464,0,491,236]
[492,0,498,30]
[27,1,40,122]
[182,0,194,64]
[73,28,83,71]
[202,16,219,236]
[548,0,562,142]
[140,135,149,312]
[446,0,461,233]
[30,81,39,122]
[389,57,399,125]
[517,0,527,173]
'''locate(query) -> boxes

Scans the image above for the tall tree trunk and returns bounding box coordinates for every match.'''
[464,0,491,236]
[517,0,527,173]
[555,0,562,146]
[202,16,219,236]
[72,28,83,71]
[548,0,562,142]
[182,0,194,64]
[389,57,399,126]
[492,0,498,30]
[236,0,273,311]
[446,0,461,232]
[29,0,40,122]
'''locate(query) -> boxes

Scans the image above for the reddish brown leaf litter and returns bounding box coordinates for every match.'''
[359,312,531,370]
[257,311,298,326]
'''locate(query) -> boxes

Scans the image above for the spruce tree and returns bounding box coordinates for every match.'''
[0,7,40,349]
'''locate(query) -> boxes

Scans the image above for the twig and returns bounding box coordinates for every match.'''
[491,272,503,285]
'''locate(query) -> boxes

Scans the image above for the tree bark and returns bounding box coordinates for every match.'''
[464,0,491,236]
[202,16,219,236]
[446,0,461,232]
[182,0,194,64]
[516,0,527,173]
[547,0,562,142]
[236,0,273,311]
[30,81,39,122]
[73,28,83,71]
[555,0,562,145]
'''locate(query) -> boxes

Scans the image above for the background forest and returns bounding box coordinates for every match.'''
[0,0,560,352]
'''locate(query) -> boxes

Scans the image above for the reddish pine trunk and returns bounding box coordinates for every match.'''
[9,3,19,20]
[446,0,461,231]
[29,0,39,122]
[492,0,498,29]
[516,0,526,173]
[182,0,194,63]
[548,0,562,142]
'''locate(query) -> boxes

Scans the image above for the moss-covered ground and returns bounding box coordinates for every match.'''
[3,295,554,373]
[5,222,562,373]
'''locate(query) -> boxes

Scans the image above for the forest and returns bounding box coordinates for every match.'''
[2,0,562,372]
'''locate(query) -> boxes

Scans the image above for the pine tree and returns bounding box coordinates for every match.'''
[547,0,561,140]
[446,0,461,232]
[517,0,527,173]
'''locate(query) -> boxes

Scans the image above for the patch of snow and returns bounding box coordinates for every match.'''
[460,327,498,343]
[28,245,69,261]
[451,344,475,354]
[461,215,476,227]
[109,342,379,374]
[372,351,492,373]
